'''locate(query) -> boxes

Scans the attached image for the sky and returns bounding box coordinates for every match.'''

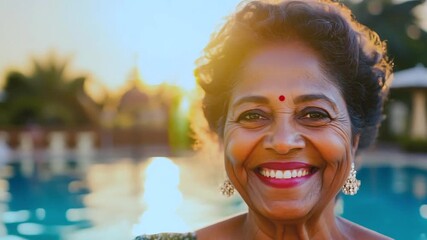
[0,0,426,94]
[0,0,241,93]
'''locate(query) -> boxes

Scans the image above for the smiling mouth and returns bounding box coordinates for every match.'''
[255,162,318,188]
[259,168,312,179]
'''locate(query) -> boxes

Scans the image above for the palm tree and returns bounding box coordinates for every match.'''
[0,54,101,127]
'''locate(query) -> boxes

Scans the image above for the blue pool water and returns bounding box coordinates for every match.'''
[1,159,426,240]
[341,166,427,239]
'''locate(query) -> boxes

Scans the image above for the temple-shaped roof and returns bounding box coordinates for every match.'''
[118,66,149,111]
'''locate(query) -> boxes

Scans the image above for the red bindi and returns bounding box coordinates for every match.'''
[279,95,286,102]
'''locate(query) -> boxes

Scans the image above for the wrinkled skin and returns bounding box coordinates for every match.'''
[197,42,390,240]
[224,42,355,239]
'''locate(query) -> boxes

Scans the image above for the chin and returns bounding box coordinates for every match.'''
[254,201,314,222]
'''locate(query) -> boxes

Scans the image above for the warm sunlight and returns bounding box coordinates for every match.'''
[179,96,191,117]
[133,157,189,235]
[0,1,241,93]
[1,1,427,239]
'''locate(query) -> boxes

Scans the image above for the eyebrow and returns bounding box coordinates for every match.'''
[231,93,338,110]
[294,94,338,110]
[232,95,270,108]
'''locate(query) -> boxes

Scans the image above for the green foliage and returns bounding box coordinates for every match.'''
[166,86,192,152]
[0,56,100,127]
[344,0,427,70]
[399,136,427,152]
[342,0,427,152]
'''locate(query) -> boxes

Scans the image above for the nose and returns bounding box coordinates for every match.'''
[264,119,305,154]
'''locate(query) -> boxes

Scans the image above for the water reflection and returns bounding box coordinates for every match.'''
[1,153,426,240]
[18,132,35,177]
[77,159,138,240]
[48,132,67,175]
[420,205,427,219]
[413,175,427,200]
[133,157,188,235]
[341,166,427,239]
[392,166,407,194]
[2,162,91,240]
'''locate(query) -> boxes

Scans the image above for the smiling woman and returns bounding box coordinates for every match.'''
[134,0,393,239]
[221,42,357,226]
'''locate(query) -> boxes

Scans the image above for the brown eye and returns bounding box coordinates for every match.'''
[304,112,328,119]
[298,108,332,126]
[237,110,270,128]
[238,110,268,122]
[239,112,265,121]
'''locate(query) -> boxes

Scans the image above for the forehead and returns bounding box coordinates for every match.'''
[242,41,321,69]
[233,42,340,96]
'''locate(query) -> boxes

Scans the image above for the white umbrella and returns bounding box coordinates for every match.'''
[392,64,427,88]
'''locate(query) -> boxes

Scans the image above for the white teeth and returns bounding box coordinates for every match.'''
[270,170,275,178]
[260,168,312,179]
[283,170,292,179]
[292,170,297,178]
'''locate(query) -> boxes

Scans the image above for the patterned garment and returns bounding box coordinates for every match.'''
[134,232,197,240]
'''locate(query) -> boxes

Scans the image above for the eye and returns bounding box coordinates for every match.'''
[237,110,270,128]
[303,112,329,119]
[238,110,268,122]
[238,111,267,121]
[298,107,332,126]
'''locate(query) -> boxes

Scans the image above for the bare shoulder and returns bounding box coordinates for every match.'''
[337,217,393,240]
[196,213,246,240]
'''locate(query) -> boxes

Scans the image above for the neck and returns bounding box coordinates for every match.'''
[241,201,344,240]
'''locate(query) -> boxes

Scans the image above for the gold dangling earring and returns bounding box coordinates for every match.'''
[220,179,235,197]
[342,163,361,195]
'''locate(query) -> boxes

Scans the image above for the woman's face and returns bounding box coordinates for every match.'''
[223,42,358,221]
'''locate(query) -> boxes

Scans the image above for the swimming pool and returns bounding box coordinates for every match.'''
[340,165,427,239]
[1,152,426,240]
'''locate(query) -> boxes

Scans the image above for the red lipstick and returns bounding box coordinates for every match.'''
[256,162,317,188]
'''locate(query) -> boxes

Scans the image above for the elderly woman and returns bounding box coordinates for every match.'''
[135,0,393,239]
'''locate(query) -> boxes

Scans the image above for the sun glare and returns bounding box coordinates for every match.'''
[420,205,427,219]
[133,157,189,236]
[142,77,197,93]
[179,96,191,117]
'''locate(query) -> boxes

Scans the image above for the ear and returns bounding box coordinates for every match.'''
[218,140,225,151]
[352,134,360,156]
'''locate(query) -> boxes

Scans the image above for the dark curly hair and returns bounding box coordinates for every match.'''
[195,0,393,151]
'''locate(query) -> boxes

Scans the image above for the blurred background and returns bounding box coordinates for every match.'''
[0,0,426,239]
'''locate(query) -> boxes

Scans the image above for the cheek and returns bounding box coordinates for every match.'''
[301,126,353,200]
[305,126,353,164]
[318,133,348,163]
[224,127,264,167]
